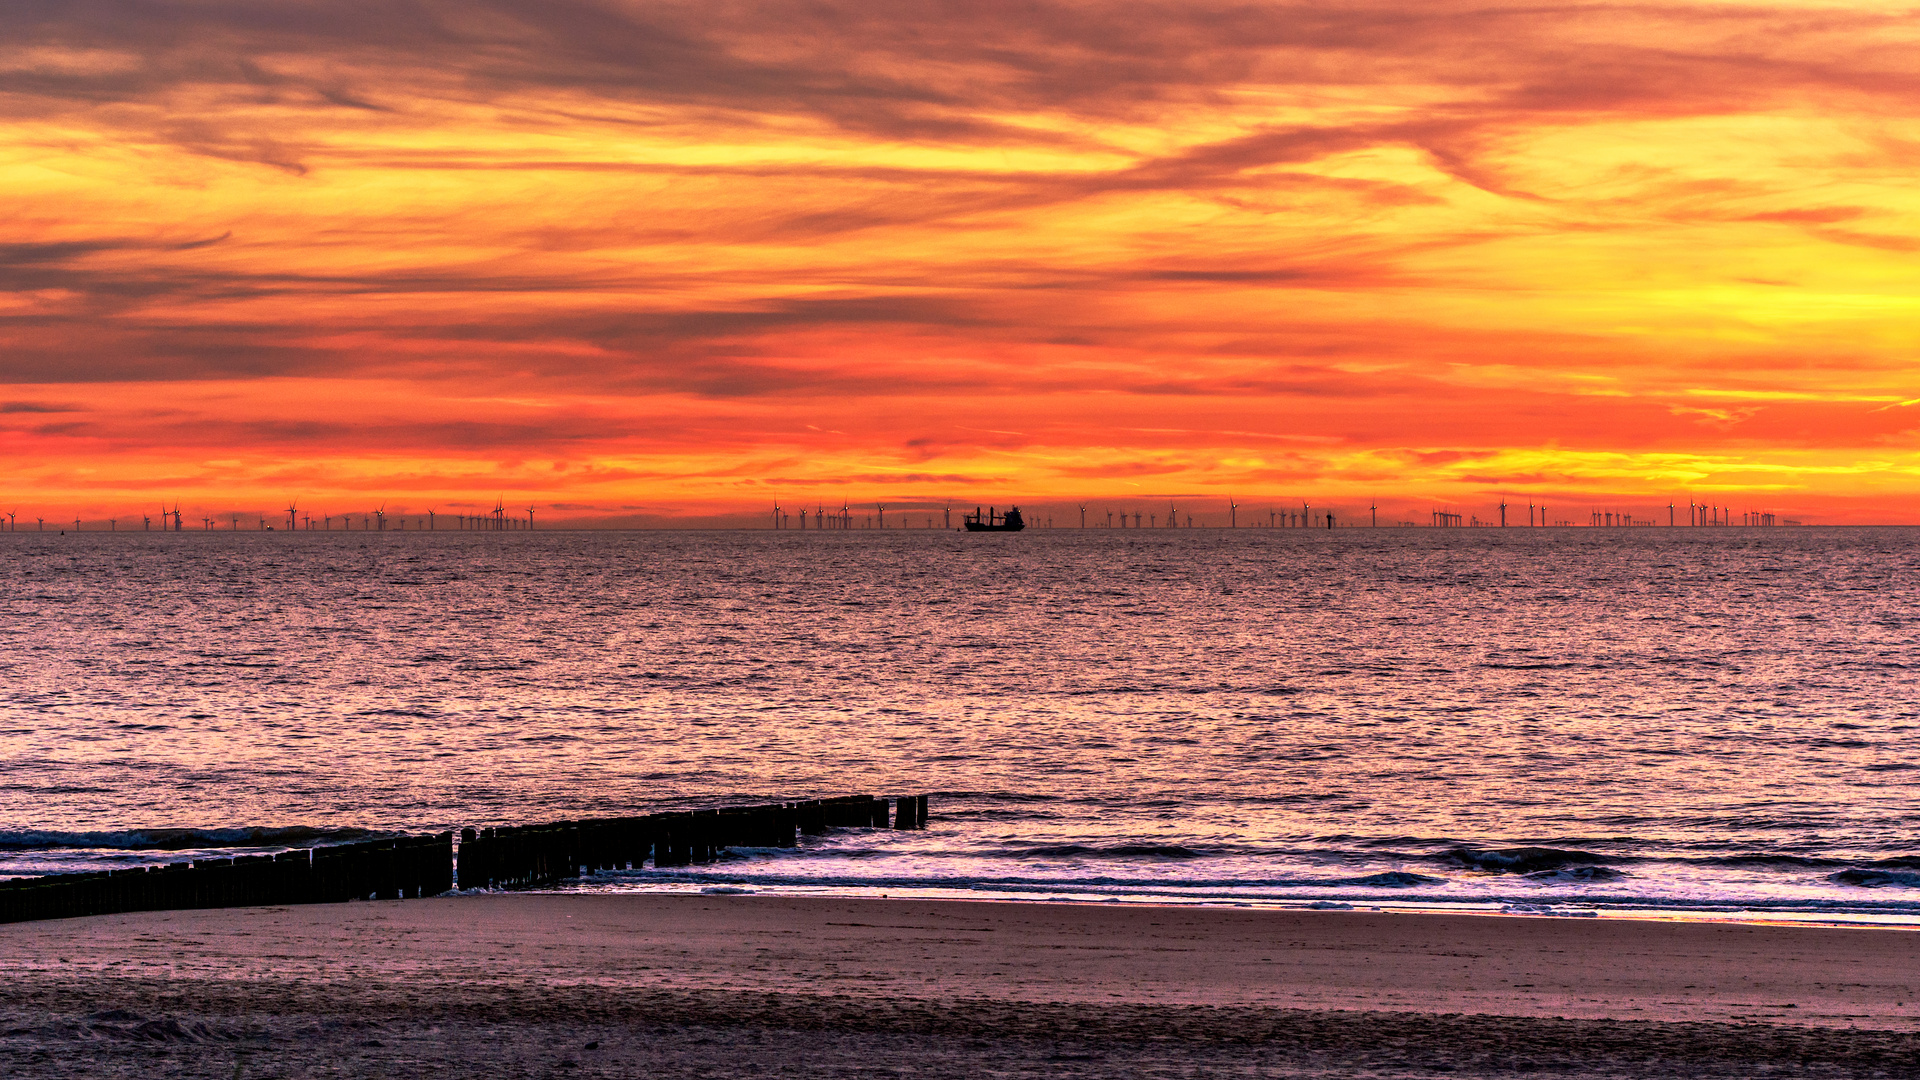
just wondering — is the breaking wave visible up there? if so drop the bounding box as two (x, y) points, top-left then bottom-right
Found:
(1829, 868), (1920, 889)
(1344, 871), (1444, 887)
(1015, 844), (1206, 859)
(1526, 866), (1626, 883)
(1439, 847), (1613, 873)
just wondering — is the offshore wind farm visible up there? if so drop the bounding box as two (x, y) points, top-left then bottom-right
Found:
(2, 496), (1816, 532)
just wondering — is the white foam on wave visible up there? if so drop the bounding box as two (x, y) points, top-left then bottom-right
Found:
(1501, 903), (1599, 917)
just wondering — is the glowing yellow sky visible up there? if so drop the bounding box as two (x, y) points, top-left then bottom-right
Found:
(3, 0), (1919, 524)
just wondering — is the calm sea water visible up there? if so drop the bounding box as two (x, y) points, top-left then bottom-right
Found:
(3, 527), (1917, 920)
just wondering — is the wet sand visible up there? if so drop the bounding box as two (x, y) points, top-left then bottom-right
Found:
(3, 894), (1918, 1077)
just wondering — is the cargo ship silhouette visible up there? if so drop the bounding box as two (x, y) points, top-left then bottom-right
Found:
(963, 506), (1026, 532)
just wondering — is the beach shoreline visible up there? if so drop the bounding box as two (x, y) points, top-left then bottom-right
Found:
(4, 894), (1917, 1077)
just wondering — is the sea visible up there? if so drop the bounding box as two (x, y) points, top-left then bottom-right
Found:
(3, 526), (1917, 923)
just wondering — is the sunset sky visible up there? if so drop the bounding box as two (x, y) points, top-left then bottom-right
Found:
(4, 0), (1919, 525)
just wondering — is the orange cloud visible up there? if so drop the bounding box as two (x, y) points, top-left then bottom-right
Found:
(2, 0), (1919, 524)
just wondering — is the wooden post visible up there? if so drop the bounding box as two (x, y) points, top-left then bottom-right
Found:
(277, 848), (312, 905)
(798, 800), (827, 836)
(458, 828), (479, 890)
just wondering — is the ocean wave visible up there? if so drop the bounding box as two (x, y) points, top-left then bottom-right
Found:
(1342, 871), (1443, 887)
(1440, 847), (1613, 873)
(1696, 853), (1920, 870)
(1016, 844), (1206, 859)
(1829, 868), (1920, 888)
(1501, 904), (1598, 917)
(1525, 866), (1626, 883)
(574, 869), (1920, 916)
(0, 826), (382, 852)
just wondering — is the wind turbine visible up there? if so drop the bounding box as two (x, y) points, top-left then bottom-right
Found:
(1078, 504), (1087, 529)
(771, 501), (782, 529)
(527, 506), (535, 530)
(1229, 498), (1238, 528)
(1371, 500), (1378, 527)
(1168, 501), (1177, 528)
(287, 500), (298, 532)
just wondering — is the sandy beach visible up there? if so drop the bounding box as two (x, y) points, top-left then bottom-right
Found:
(3, 894), (1918, 1077)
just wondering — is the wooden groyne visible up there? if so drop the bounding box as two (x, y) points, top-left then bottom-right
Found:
(0, 794), (926, 924)
(457, 795), (900, 889)
(0, 833), (453, 925)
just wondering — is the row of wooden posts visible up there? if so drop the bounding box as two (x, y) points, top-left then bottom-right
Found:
(0, 834), (454, 925)
(0, 795), (928, 925)
(458, 794), (926, 889)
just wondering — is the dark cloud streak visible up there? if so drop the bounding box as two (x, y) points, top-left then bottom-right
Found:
(5, 1), (1914, 155)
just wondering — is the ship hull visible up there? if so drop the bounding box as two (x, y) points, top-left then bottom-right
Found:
(963, 522), (1025, 532)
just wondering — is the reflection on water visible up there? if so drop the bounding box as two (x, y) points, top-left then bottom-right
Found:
(1, 527), (1916, 916)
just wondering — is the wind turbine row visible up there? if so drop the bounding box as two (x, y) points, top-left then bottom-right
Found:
(0, 500), (539, 531)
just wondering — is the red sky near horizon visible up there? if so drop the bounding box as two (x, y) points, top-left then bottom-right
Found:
(4, 0), (1919, 525)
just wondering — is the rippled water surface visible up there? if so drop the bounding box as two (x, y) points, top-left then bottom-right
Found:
(3, 527), (1917, 917)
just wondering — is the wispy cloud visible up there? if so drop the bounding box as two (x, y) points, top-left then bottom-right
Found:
(2, 0), (1919, 517)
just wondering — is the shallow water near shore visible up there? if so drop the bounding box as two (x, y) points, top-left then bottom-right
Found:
(2, 526), (1917, 921)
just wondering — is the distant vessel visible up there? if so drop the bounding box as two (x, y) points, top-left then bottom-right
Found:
(963, 506), (1025, 532)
